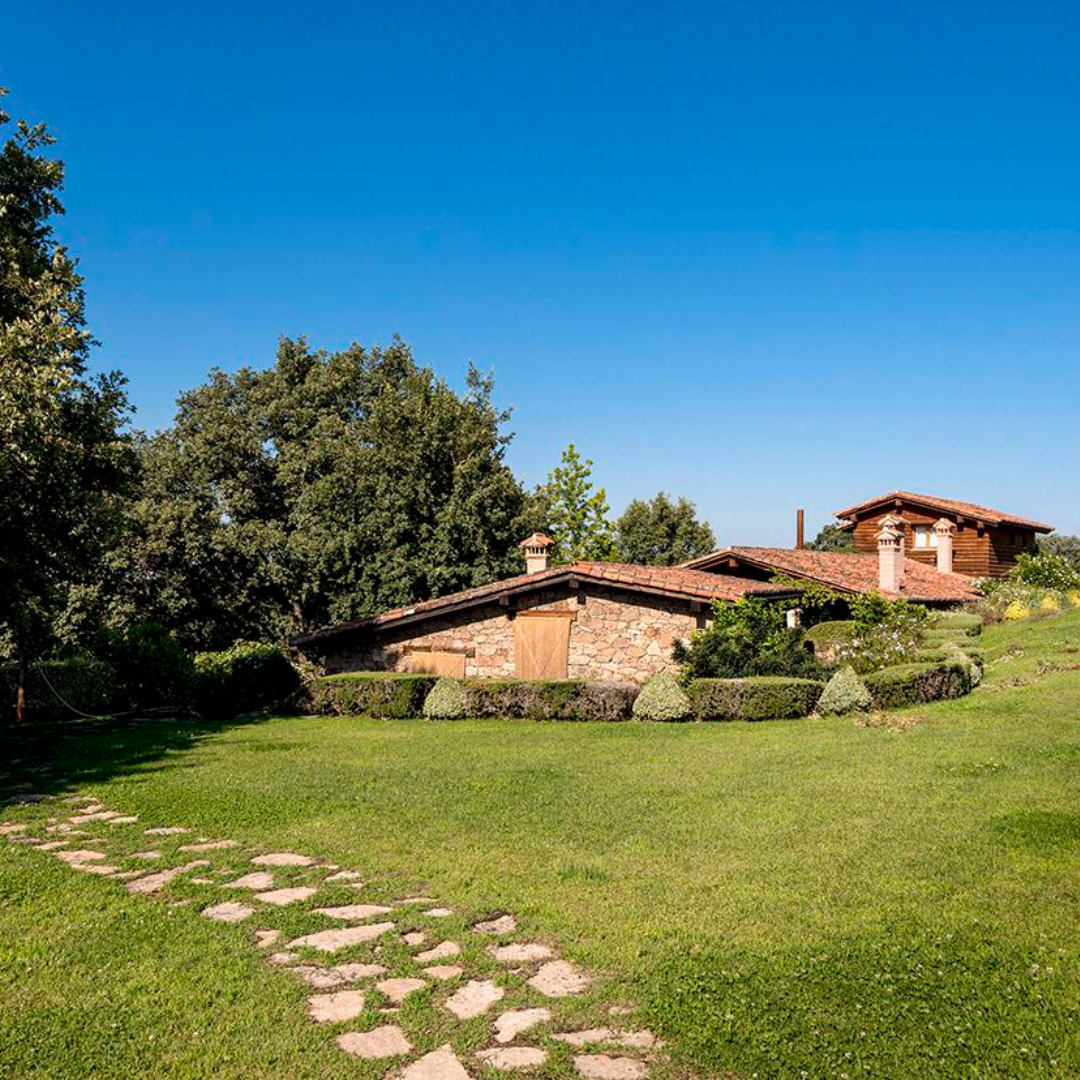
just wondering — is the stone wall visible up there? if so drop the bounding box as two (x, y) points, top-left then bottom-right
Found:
(323, 582), (708, 684)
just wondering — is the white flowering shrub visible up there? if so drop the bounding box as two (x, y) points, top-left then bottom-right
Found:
(422, 677), (465, 719)
(817, 666), (872, 715)
(632, 672), (692, 722)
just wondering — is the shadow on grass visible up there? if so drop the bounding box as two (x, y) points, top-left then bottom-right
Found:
(0, 712), (279, 804)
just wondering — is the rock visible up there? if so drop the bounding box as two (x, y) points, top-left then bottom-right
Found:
(473, 914), (516, 935)
(69, 810), (123, 823)
(416, 940), (460, 963)
(493, 1007), (551, 1044)
(423, 965), (463, 980)
(528, 960), (591, 997)
(324, 870), (363, 882)
(286, 921), (395, 953)
(251, 852), (315, 866)
(488, 943), (554, 964)
(144, 826), (189, 835)
(178, 839), (239, 852)
(225, 871), (275, 890)
(444, 979), (504, 1020)
(308, 989), (366, 1023)
(0, 823), (28, 835)
(127, 860), (211, 895)
(254, 929), (280, 949)
(73, 863), (119, 875)
(336, 1025), (412, 1059)
(401, 1044), (470, 1080)
(397, 895), (436, 904)
(573, 1056), (648, 1080)
(106, 816), (139, 825)
(55, 849), (107, 866)
(423, 907), (453, 917)
(202, 901), (255, 923)
(190, 877), (215, 884)
(375, 977), (427, 1002)
(312, 903), (393, 920)
(554, 1030), (615, 1047)
(255, 886), (318, 906)
(477, 1048), (548, 1069)
(333, 962), (388, 981)
(402, 931), (427, 946)
(35, 841), (70, 852)
(130, 850), (163, 860)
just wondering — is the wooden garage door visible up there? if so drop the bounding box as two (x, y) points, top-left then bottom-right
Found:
(514, 613), (571, 679)
(409, 650), (466, 677)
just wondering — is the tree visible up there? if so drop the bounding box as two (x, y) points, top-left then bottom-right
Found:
(0, 89), (135, 718)
(540, 444), (613, 563)
(116, 337), (533, 649)
(1038, 534), (1080, 571)
(806, 523), (855, 552)
(614, 492), (715, 565)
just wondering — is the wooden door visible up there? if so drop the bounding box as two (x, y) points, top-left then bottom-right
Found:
(409, 650), (466, 677)
(514, 613), (571, 679)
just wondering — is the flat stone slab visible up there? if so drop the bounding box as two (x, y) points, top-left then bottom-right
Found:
(573, 1056), (648, 1080)
(444, 979), (504, 1020)
(255, 886), (318, 906)
(36, 841), (70, 851)
(423, 907), (453, 917)
(489, 943), (554, 964)
(308, 989), (366, 1023)
(144, 826), (189, 835)
(397, 895), (436, 904)
(416, 940), (460, 963)
(478, 1048), (548, 1070)
(376, 977), (427, 1002)
(336, 1025), (412, 1059)
(226, 871), (275, 889)
(269, 952), (299, 966)
(291, 962), (387, 988)
(287, 921), (395, 953)
(403, 932), (427, 946)
(313, 903), (393, 920)
(493, 1007), (551, 1043)
(325, 870), (363, 882)
(106, 816), (139, 825)
(202, 901), (255, 923)
(0, 823), (28, 835)
(254, 929), (280, 949)
(528, 960), (592, 997)
(127, 860), (211, 895)
(70, 810), (123, 822)
(555, 1029), (617, 1047)
(73, 863), (119, 875)
(55, 849), (107, 866)
(473, 914), (517, 935)
(251, 852), (315, 866)
(401, 1045), (470, 1080)
(423, 964), (463, 980)
(130, 850), (163, 860)
(178, 839), (238, 852)
(190, 877), (215, 884)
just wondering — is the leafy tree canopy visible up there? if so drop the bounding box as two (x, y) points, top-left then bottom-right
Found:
(116, 337), (534, 649)
(1038, 534), (1080, 572)
(614, 492), (715, 566)
(806, 523), (855, 552)
(540, 444), (613, 564)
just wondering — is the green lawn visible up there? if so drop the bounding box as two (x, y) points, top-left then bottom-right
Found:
(2, 612), (1080, 1078)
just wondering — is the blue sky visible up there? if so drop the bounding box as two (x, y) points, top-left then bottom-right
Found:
(4, 0), (1078, 543)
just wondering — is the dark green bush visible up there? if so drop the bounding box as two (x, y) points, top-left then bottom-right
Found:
(1, 658), (120, 721)
(688, 677), (825, 721)
(193, 642), (301, 720)
(861, 661), (969, 710)
(309, 672), (437, 719)
(931, 612), (983, 635)
(913, 646), (985, 667)
(804, 620), (859, 645)
(461, 679), (638, 722)
(95, 621), (194, 709)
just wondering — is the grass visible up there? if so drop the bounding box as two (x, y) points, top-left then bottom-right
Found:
(2, 611), (1080, 1077)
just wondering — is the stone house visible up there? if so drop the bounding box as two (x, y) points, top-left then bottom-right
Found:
(293, 534), (801, 684)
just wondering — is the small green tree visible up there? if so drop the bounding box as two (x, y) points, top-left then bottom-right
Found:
(541, 444), (613, 563)
(614, 492), (715, 566)
(806, 523), (854, 552)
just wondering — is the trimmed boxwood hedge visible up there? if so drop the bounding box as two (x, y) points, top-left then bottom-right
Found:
(932, 611), (984, 635)
(913, 645), (985, 667)
(460, 679), (638, 722)
(861, 661), (969, 710)
(922, 627), (977, 645)
(688, 676), (826, 721)
(309, 672), (438, 719)
(804, 620), (858, 644)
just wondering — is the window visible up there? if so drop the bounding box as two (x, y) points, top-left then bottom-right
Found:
(913, 525), (937, 549)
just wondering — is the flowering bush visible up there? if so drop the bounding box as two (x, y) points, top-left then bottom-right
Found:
(1010, 552), (1080, 591)
(1003, 600), (1031, 621)
(633, 672), (692, 722)
(833, 593), (927, 674)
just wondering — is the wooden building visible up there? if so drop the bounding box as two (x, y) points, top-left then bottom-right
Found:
(832, 492), (1053, 578)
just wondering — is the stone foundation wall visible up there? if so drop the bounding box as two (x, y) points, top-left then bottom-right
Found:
(323, 582), (707, 684)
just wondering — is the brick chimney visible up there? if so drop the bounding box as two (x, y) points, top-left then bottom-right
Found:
(876, 518), (905, 594)
(934, 517), (956, 574)
(520, 532), (554, 574)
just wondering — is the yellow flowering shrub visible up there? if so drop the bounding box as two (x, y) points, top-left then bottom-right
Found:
(1039, 594), (1061, 613)
(1003, 601), (1031, 622)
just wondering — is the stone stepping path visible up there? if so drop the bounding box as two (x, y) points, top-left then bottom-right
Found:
(3, 797), (666, 1080)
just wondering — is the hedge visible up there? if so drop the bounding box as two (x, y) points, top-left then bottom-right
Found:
(309, 672), (438, 719)
(632, 673), (692, 722)
(861, 661), (969, 710)
(912, 646), (985, 667)
(922, 627), (977, 646)
(460, 679), (638, 722)
(193, 642), (301, 721)
(804, 620), (858, 644)
(0, 658), (121, 722)
(689, 676), (825, 721)
(931, 612), (983, 635)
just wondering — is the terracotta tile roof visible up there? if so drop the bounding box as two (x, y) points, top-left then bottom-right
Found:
(292, 562), (798, 646)
(833, 490), (1053, 532)
(684, 546), (981, 603)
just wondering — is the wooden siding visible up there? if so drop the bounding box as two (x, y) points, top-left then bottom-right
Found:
(847, 500), (1036, 578)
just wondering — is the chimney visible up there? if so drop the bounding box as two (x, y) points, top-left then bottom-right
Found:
(934, 517), (956, 574)
(796, 509), (805, 549)
(876, 520), (905, 594)
(520, 532), (554, 574)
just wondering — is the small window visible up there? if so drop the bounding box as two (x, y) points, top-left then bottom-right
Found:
(913, 525), (937, 549)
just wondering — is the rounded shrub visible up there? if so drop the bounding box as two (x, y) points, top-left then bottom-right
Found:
(1039, 594), (1061, 613)
(1003, 601), (1031, 622)
(423, 677), (465, 720)
(632, 672), (692, 722)
(193, 642), (301, 720)
(817, 666), (872, 716)
(1067, 589), (1080, 608)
